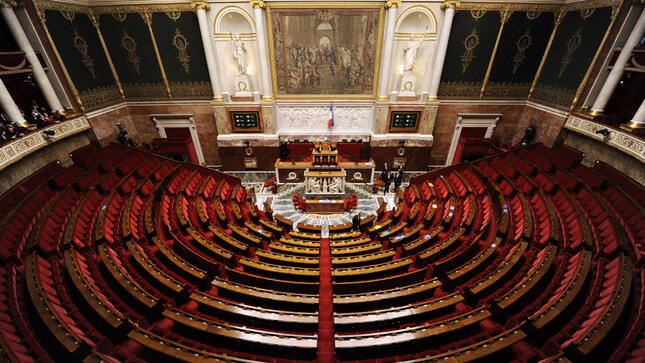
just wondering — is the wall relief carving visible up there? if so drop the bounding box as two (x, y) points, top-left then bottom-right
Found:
(278, 106), (373, 131)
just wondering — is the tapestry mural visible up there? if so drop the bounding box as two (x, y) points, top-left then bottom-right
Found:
(268, 6), (383, 96)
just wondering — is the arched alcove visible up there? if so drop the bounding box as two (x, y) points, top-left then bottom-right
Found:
(215, 6), (255, 35)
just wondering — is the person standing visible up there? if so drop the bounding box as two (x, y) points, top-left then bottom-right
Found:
(394, 171), (402, 191)
(352, 212), (361, 231)
(381, 162), (389, 181)
(383, 171), (391, 195)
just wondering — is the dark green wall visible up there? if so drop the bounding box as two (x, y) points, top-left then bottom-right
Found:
(483, 11), (554, 99)
(44, 10), (121, 111)
(40, 7), (212, 109)
(438, 10), (501, 99)
(531, 7), (614, 110)
(151, 12), (212, 99)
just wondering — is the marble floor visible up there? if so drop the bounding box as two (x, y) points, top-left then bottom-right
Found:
(241, 182), (406, 235)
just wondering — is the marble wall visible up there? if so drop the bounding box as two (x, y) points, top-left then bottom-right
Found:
(432, 103), (568, 165)
(87, 102), (221, 165)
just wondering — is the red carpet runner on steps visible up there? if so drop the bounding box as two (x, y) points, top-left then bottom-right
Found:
(317, 238), (335, 362)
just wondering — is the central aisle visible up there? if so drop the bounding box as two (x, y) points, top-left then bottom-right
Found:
(317, 237), (335, 362)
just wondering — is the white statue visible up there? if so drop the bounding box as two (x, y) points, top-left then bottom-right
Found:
(232, 34), (248, 76)
(402, 33), (424, 74)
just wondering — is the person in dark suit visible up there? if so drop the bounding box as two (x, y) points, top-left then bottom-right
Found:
(383, 171), (391, 195)
(394, 171), (402, 191)
(381, 163), (389, 181)
(352, 212), (361, 231)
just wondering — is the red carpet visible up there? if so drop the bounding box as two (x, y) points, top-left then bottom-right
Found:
(317, 238), (335, 362)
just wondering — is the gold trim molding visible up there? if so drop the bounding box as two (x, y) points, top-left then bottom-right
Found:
(79, 85), (122, 111)
(531, 83), (575, 110)
(0, 117), (91, 172)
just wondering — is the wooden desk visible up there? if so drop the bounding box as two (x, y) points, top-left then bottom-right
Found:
(275, 159), (374, 185)
(305, 199), (345, 214)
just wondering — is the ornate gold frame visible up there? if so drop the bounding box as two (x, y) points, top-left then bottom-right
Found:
(265, 2), (385, 100)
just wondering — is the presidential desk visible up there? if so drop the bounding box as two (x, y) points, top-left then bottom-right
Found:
(275, 159), (375, 186)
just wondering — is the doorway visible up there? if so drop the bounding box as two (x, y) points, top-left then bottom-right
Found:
(445, 113), (501, 165)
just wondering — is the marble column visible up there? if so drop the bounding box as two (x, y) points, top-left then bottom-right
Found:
(251, 0), (273, 101)
(1, 5), (64, 112)
(194, 2), (223, 101)
(0, 77), (26, 124)
(624, 97), (645, 129)
(427, 1), (458, 101)
(377, 0), (400, 101)
(591, 8), (645, 115)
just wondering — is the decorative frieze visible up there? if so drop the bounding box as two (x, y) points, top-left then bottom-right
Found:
(564, 116), (645, 164)
(0, 116), (91, 171)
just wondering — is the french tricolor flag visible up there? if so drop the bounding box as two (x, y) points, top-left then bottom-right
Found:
(328, 104), (334, 129)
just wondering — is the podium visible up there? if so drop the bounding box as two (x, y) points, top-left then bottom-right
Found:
(312, 141), (338, 165)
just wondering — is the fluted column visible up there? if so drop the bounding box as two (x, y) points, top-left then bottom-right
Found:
(591, 8), (645, 115)
(251, 0), (273, 101)
(377, 0), (400, 101)
(427, 1), (458, 101)
(1, 4), (64, 112)
(0, 77), (26, 124)
(193, 1), (223, 101)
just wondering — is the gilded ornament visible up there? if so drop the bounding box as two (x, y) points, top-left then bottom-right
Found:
(438, 81), (481, 99)
(121, 30), (141, 75)
(460, 28), (479, 74)
(60, 10), (75, 21)
(580, 8), (595, 19)
(0, 1), (18, 8)
(484, 82), (531, 99)
(123, 82), (168, 100)
(172, 28), (191, 74)
(73, 30), (96, 79)
(531, 83), (575, 110)
(249, 0), (266, 9)
(513, 29), (532, 74)
(470, 10), (486, 19)
(191, 2), (211, 10)
(111, 13), (127, 22)
(166, 11), (181, 20)
(79, 85), (122, 111)
(384, 0), (401, 9)
(169, 82), (212, 99)
(441, 1), (460, 9)
(526, 10), (541, 20)
(559, 28), (582, 77)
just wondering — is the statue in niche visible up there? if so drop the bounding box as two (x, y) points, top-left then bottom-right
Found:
(328, 177), (341, 193)
(402, 31), (425, 74)
(232, 34), (248, 76)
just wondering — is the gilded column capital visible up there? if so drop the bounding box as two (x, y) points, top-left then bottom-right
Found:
(384, 0), (401, 9)
(0, 0), (18, 8)
(191, 1), (211, 11)
(250, 0), (266, 9)
(441, 1), (460, 9)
